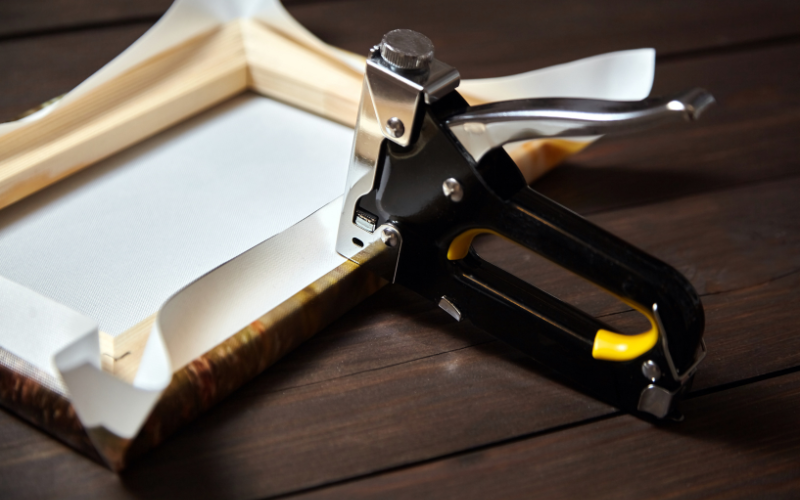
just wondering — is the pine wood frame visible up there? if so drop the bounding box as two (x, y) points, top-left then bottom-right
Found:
(0, 19), (370, 380)
(0, 17), (573, 384)
(0, 19), (365, 212)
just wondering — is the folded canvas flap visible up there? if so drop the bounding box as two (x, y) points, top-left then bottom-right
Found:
(52, 198), (346, 438)
(0, 161), (350, 441)
(459, 49), (655, 102)
(0, 0), (657, 442)
(55, 332), (163, 438)
(135, 197), (346, 390)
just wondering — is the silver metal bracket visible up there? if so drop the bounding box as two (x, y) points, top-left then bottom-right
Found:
(637, 384), (675, 419)
(365, 45), (460, 148)
(335, 44), (460, 282)
(636, 303), (708, 418)
(654, 303), (707, 384)
(341, 222), (403, 284)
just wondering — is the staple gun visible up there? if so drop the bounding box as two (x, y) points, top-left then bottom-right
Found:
(336, 30), (712, 419)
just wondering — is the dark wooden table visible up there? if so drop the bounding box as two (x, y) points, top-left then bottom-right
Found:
(2, 1), (800, 498)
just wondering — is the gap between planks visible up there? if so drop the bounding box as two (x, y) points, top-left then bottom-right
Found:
(656, 32), (800, 64)
(284, 367), (800, 500)
(0, 16), (163, 44)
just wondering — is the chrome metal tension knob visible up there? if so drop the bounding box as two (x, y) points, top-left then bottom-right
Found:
(379, 29), (434, 70)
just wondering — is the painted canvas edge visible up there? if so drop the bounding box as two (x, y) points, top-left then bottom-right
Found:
(0, 259), (383, 470)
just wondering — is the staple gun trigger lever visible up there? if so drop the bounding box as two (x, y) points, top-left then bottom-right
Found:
(336, 29), (712, 420)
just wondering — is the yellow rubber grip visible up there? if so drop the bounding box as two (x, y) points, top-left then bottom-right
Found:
(447, 228), (503, 260)
(592, 326), (658, 361)
(592, 300), (659, 361)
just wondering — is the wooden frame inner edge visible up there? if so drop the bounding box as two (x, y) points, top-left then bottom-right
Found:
(0, 18), (365, 379)
(0, 18), (364, 213)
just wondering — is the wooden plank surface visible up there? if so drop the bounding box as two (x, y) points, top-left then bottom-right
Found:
(3, 174), (796, 499)
(3, 0), (800, 122)
(536, 42), (800, 215)
(0, 24), (153, 122)
(1, 1), (798, 499)
(286, 0), (800, 76)
(0, 1), (168, 38)
(294, 370), (800, 499)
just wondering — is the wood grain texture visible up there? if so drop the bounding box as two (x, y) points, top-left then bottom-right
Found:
(625, 269), (800, 392)
(3, 0), (799, 123)
(535, 42), (800, 215)
(243, 18), (362, 126)
(254, 173), (800, 403)
(0, 23), (153, 122)
(0, 21), (249, 211)
(0, 18), (368, 213)
(477, 173), (800, 322)
(0, 0), (309, 39)
(0, 0), (168, 38)
(0, 348), (101, 463)
(294, 370), (800, 500)
(0, 258), (383, 475)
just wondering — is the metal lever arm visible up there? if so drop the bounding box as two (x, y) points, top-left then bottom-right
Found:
(446, 88), (715, 162)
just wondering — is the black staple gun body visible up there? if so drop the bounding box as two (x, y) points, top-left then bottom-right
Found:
(336, 30), (712, 420)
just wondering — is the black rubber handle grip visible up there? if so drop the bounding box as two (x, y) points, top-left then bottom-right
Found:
(493, 187), (703, 370)
(440, 186), (705, 415)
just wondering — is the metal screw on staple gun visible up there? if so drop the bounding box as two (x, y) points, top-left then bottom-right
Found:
(386, 117), (405, 138)
(381, 226), (400, 248)
(442, 178), (464, 202)
(642, 360), (662, 382)
(379, 29), (434, 70)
